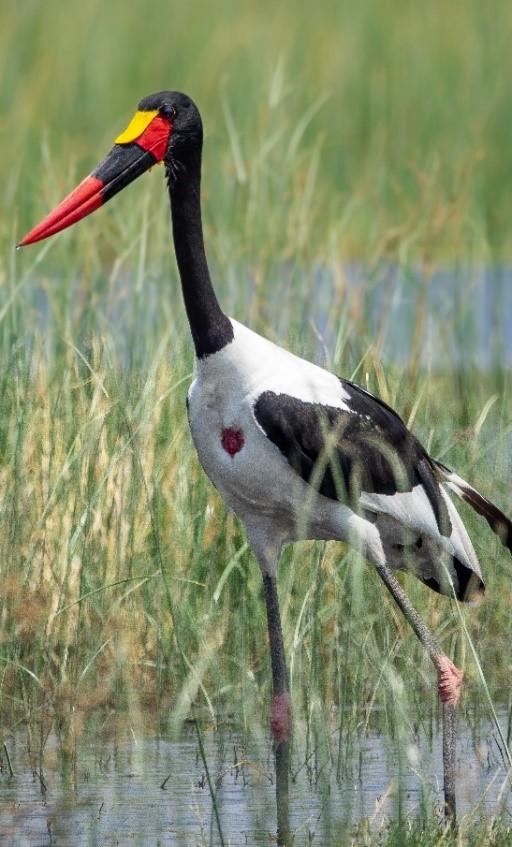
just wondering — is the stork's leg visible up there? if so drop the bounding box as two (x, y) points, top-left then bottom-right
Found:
(374, 562), (460, 824)
(262, 572), (292, 847)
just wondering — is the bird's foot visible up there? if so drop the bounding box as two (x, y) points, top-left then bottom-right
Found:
(435, 656), (462, 706)
(271, 692), (292, 745)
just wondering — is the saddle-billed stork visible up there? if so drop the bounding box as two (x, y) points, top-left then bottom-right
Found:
(19, 91), (512, 835)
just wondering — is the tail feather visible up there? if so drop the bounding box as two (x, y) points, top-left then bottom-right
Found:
(436, 461), (512, 554)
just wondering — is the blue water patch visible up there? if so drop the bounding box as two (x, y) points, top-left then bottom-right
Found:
(298, 262), (512, 368)
(16, 262), (512, 369)
(1, 716), (510, 846)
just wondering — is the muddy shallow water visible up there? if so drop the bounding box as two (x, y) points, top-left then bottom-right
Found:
(1, 710), (510, 846)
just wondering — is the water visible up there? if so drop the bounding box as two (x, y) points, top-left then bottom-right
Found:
(22, 262), (512, 369)
(1, 712), (510, 846)
(287, 263), (512, 369)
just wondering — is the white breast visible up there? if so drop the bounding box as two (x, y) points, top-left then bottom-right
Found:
(195, 319), (351, 410)
(187, 319), (355, 543)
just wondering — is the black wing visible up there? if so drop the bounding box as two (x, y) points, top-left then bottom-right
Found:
(253, 378), (451, 536)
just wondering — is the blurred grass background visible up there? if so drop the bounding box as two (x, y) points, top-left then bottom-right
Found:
(3, 0), (512, 258)
(1, 0), (512, 843)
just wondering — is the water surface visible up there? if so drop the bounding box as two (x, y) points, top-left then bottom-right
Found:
(1, 710), (510, 846)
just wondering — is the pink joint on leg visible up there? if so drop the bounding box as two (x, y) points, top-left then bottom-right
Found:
(271, 692), (292, 744)
(435, 656), (463, 707)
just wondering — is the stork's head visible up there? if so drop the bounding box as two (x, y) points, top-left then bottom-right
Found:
(18, 90), (202, 247)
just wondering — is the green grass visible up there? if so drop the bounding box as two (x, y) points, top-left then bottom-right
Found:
(1, 1), (512, 843)
(353, 819), (512, 846)
(4, 0), (512, 259)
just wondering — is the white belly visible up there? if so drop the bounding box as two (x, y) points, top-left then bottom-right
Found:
(187, 374), (357, 550)
(185, 320), (383, 567)
(188, 376), (296, 520)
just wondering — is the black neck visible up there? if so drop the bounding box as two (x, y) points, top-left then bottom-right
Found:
(167, 150), (233, 358)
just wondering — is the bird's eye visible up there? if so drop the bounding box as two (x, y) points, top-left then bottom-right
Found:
(161, 105), (176, 120)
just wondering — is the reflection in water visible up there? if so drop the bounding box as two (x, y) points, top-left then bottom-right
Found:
(0, 712), (510, 846)
(275, 737), (291, 846)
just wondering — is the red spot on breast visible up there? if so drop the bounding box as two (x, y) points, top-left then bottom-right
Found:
(221, 427), (245, 456)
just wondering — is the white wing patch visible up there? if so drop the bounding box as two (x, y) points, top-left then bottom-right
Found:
(197, 319), (351, 411)
(360, 485), (441, 539)
(360, 484), (482, 579)
(440, 487), (482, 576)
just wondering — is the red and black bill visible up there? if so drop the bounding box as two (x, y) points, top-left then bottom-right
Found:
(18, 110), (172, 247)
